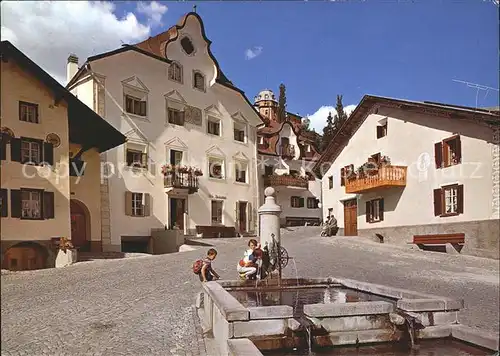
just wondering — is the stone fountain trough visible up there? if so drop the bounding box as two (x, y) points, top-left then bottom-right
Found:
(196, 277), (499, 356)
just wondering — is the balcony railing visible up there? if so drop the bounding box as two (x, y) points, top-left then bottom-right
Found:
(164, 172), (199, 194)
(345, 165), (407, 194)
(264, 174), (308, 189)
(280, 144), (295, 159)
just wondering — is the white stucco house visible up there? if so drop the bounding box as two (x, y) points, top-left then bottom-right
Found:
(254, 88), (323, 227)
(66, 12), (263, 252)
(314, 95), (499, 259)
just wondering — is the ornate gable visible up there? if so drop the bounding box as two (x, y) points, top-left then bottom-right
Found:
(233, 151), (249, 161)
(164, 89), (187, 104)
(121, 76), (149, 92)
(206, 145), (225, 158)
(232, 111), (248, 123)
(205, 104), (222, 117)
(164, 136), (188, 150)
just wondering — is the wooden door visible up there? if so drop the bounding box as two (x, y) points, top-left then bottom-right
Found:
(170, 198), (185, 229)
(343, 199), (358, 236)
(70, 200), (88, 250)
(239, 202), (247, 233)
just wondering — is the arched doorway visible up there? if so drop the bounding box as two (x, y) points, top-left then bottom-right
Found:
(70, 199), (90, 251)
(2, 242), (47, 271)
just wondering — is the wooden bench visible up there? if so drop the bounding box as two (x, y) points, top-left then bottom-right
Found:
(285, 217), (321, 227)
(413, 233), (465, 245)
(195, 226), (237, 238)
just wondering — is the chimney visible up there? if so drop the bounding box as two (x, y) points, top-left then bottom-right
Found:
(67, 54), (79, 84)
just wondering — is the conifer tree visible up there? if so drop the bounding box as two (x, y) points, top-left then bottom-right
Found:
(277, 83), (287, 123)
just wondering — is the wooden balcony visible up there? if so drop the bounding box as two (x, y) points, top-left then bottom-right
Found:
(164, 172), (199, 194)
(345, 165), (407, 194)
(264, 174), (308, 189)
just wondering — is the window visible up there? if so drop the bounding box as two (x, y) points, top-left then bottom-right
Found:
(21, 190), (42, 219)
(435, 135), (461, 168)
(19, 101), (39, 123)
(207, 118), (221, 136)
(264, 165), (274, 177)
(132, 193), (144, 216)
(340, 164), (354, 186)
(291, 196), (305, 208)
(307, 197), (319, 209)
(170, 149), (183, 166)
(376, 122), (387, 139)
(328, 176), (333, 189)
(193, 71), (205, 91)
(258, 136), (264, 145)
(234, 123), (246, 143)
(211, 200), (223, 224)
(21, 139), (41, 164)
(235, 161), (247, 183)
(0, 189), (7, 217)
(208, 157), (224, 179)
(434, 184), (464, 217)
(125, 95), (147, 116)
(126, 149), (147, 168)
(168, 62), (182, 82)
(168, 108), (185, 126)
(366, 198), (384, 223)
(305, 144), (311, 153)
(181, 37), (195, 55)
(125, 192), (150, 217)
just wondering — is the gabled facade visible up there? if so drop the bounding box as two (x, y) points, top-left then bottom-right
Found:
(0, 41), (126, 270)
(254, 89), (323, 226)
(315, 95), (499, 259)
(66, 13), (263, 251)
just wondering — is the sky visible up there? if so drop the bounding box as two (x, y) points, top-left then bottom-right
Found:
(1, 1), (498, 133)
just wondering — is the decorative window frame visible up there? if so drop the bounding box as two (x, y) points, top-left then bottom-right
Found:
(233, 154), (250, 185)
(164, 90), (187, 127)
(124, 139), (149, 173)
(168, 61), (184, 84)
(207, 115), (222, 137)
(231, 112), (249, 145)
(164, 137), (189, 167)
(193, 70), (206, 92)
(121, 76), (150, 122)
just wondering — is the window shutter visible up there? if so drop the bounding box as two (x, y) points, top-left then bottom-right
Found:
(149, 159), (156, 176)
(10, 138), (21, 162)
(10, 189), (21, 218)
(457, 184), (464, 214)
(349, 164), (354, 177)
(365, 201), (371, 222)
(247, 202), (252, 230)
(455, 136), (462, 163)
(299, 197), (305, 208)
(376, 126), (383, 139)
(340, 168), (345, 186)
(43, 191), (55, 219)
(433, 188), (442, 216)
(125, 191), (133, 216)
(168, 64), (174, 79)
(0, 189), (7, 217)
(43, 142), (54, 165)
(141, 152), (147, 168)
(140, 101), (147, 116)
(0, 133), (6, 160)
(434, 142), (443, 169)
(379, 199), (384, 221)
(235, 201), (239, 228)
(144, 193), (151, 216)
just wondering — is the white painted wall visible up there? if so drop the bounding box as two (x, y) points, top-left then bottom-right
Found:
(321, 106), (496, 230)
(70, 17), (261, 247)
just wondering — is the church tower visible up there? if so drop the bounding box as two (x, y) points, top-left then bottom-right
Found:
(254, 89), (278, 122)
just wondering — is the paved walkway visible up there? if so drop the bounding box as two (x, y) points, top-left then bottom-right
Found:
(1, 227), (498, 355)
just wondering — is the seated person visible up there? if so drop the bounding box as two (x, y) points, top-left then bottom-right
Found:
(237, 239), (261, 280)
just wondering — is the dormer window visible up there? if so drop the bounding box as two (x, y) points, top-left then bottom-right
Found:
(181, 37), (194, 55)
(168, 62), (182, 83)
(193, 71), (205, 91)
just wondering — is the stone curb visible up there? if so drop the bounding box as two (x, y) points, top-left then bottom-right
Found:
(452, 325), (500, 351)
(304, 301), (394, 318)
(202, 282), (249, 321)
(227, 339), (264, 356)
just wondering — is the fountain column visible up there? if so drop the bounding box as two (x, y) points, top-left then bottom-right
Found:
(258, 187), (282, 249)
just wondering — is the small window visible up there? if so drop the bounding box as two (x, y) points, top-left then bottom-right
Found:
(181, 37), (195, 55)
(211, 200), (223, 224)
(21, 190), (42, 219)
(340, 164), (354, 186)
(126, 149), (147, 168)
(125, 95), (147, 116)
(366, 198), (384, 223)
(168, 62), (182, 82)
(434, 184), (464, 217)
(376, 122), (387, 139)
(258, 136), (264, 145)
(21, 139), (41, 164)
(132, 193), (144, 216)
(207, 118), (221, 136)
(235, 161), (247, 183)
(328, 176), (333, 189)
(264, 165), (274, 176)
(208, 157), (224, 179)
(193, 72), (205, 91)
(168, 108), (185, 126)
(305, 144), (311, 153)
(291, 196), (304, 208)
(234, 122), (246, 143)
(307, 198), (319, 209)
(434, 135), (462, 168)
(19, 101), (39, 123)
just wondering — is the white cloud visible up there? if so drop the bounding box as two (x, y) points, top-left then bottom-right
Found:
(306, 104), (356, 133)
(0, 1), (166, 85)
(136, 1), (168, 26)
(245, 46), (263, 60)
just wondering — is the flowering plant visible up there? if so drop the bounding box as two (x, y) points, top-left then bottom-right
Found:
(194, 168), (203, 176)
(59, 237), (74, 252)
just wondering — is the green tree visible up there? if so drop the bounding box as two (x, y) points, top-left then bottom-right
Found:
(277, 83), (287, 123)
(321, 111), (334, 151)
(334, 94), (348, 127)
(320, 94), (348, 151)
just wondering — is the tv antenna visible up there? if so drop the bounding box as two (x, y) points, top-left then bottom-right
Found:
(452, 79), (499, 109)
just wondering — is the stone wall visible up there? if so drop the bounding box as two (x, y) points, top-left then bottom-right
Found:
(356, 219), (499, 259)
